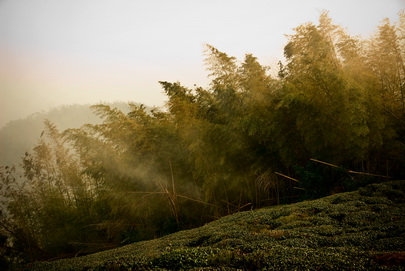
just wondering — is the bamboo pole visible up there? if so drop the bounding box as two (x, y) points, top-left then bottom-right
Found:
(275, 172), (300, 183)
(309, 158), (392, 179)
(309, 158), (340, 169)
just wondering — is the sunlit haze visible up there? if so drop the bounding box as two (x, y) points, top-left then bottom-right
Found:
(0, 0), (403, 128)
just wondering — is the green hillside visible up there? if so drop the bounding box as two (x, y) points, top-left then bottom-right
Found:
(2, 12), (405, 270)
(28, 180), (405, 271)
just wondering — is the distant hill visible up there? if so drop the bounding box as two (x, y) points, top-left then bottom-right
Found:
(0, 102), (132, 167)
(29, 180), (405, 271)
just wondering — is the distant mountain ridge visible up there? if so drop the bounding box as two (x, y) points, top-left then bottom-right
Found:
(0, 102), (133, 167)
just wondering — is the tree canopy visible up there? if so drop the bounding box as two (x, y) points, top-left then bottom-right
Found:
(1, 11), (404, 268)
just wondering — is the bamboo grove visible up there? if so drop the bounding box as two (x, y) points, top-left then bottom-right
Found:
(1, 12), (404, 266)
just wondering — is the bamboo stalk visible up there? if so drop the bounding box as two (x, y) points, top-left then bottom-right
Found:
(309, 158), (340, 168)
(125, 191), (214, 206)
(237, 202), (252, 211)
(275, 172), (300, 183)
(310, 158), (392, 179)
(346, 170), (392, 178)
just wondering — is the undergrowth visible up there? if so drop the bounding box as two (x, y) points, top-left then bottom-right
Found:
(27, 180), (405, 270)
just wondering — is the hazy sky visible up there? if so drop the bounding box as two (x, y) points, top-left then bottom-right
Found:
(0, 0), (404, 128)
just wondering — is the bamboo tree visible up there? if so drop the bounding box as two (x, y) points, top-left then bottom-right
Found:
(368, 17), (405, 117)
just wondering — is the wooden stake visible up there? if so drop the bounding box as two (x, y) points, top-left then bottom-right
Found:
(275, 172), (300, 183)
(310, 158), (392, 179)
(309, 158), (340, 168)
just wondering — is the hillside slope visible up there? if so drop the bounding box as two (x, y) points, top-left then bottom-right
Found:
(28, 180), (405, 271)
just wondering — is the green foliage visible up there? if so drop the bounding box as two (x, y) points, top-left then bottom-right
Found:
(1, 11), (405, 268)
(28, 180), (405, 271)
(0, 121), (117, 266)
(152, 247), (220, 270)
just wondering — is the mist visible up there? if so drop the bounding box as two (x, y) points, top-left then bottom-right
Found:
(0, 0), (403, 128)
(1, 4), (405, 268)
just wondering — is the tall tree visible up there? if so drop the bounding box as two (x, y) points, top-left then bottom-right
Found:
(0, 121), (108, 261)
(368, 17), (405, 118)
(280, 11), (385, 166)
